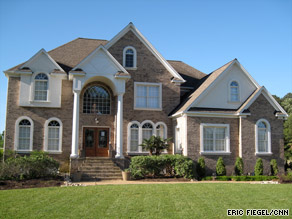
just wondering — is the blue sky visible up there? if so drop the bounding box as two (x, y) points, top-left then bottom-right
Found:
(0, 0), (291, 132)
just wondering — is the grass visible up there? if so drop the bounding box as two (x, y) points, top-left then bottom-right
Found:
(0, 183), (291, 218)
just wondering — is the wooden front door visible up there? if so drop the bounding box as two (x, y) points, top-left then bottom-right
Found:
(84, 127), (109, 157)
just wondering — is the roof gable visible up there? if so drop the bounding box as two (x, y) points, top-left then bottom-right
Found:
(105, 23), (185, 83)
(70, 45), (129, 77)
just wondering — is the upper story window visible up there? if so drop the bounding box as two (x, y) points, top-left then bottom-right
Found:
(34, 73), (48, 101)
(15, 116), (34, 152)
(123, 46), (137, 69)
(255, 119), (272, 155)
(83, 85), (110, 114)
(44, 118), (63, 153)
(200, 123), (230, 155)
(230, 81), (239, 102)
(134, 82), (162, 110)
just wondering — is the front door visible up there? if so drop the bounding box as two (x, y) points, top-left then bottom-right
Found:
(84, 127), (109, 157)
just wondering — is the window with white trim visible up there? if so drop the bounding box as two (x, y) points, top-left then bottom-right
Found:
(34, 73), (48, 101)
(15, 116), (34, 152)
(200, 123), (230, 154)
(255, 119), (271, 154)
(230, 81), (239, 102)
(134, 82), (162, 110)
(123, 46), (137, 68)
(45, 118), (63, 153)
(127, 121), (167, 153)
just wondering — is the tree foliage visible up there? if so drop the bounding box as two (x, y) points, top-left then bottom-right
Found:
(273, 93), (292, 170)
(140, 136), (171, 156)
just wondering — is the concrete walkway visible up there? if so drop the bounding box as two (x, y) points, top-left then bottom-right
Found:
(65, 179), (278, 186)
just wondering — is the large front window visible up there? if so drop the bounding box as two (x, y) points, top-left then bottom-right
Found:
(200, 123), (230, 155)
(34, 73), (48, 101)
(134, 82), (162, 110)
(83, 86), (110, 114)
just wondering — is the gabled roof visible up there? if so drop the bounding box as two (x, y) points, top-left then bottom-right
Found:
(237, 86), (288, 117)
(70, 45), (130, 77)
(105, 22), (185, 83)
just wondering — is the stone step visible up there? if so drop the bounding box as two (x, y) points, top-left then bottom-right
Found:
(80, 165), (120, 169)
(81, 173), (122, 178)
(78, 167), (121, 172)
(81, 177), (122, 181)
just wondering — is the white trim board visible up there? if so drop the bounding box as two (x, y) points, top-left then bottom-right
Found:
(105, 22), (185, 83)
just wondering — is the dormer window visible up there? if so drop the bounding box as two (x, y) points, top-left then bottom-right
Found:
(34, 73), (48, 101)
(123, 46), (137, 69)
(230, 81), (239, 102)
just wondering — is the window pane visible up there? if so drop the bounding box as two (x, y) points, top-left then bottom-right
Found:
(48, 127), (60, 151)
(137, 86), (147, 97)
(136, 97), (147, 108)
(148, 97), (159, 108)
(18, 126), (30, 150)
(148, 86), (159, 97)
(135, 85), (160, 109)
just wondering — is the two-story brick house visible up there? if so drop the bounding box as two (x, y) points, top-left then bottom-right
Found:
(3, 23), (288, 178)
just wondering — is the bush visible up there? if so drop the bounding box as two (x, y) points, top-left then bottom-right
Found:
(0, 149), (3, 161)
(196, 157), (206, 179)
(0, 151), (59, 180)
(234, 157), (244, 176)
(216, 157), (226, 176)
(255, 158), (264, 176)
(202, 175), (278, 181)
(129, 155), (194, 179)
(270, 159), (278, 176)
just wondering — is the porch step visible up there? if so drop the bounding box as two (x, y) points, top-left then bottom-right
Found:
(77, 157), (123, 181)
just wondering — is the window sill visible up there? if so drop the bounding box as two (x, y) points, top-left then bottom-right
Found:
(200, 151), (231, 156)
(125, 67), (137, 70)
(134, 107), (162, 111)
(44, 151), (62, 154)
(30, 100), (51, 103)
(255, 152), (273, 156)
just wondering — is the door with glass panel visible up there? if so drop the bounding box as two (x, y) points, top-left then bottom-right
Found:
(83, 128), (109, 157)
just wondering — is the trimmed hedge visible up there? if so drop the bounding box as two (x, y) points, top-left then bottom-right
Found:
(0, 151), (59, 180)
(129, 154), (194, 179)
(202, 175), (278, 181)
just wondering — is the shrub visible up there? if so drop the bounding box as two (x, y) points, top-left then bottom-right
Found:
(202, 175), (278, 181)
(255, 158), (264, 176)
(270, 159), (278, 176)
(216, 157), (226, 176)
(196, 157), (206, 179)
(0, 151), (59, 180)
(129, 155), (194, 179)
(234, 157), (244, 176)
(0, 149), (3, 162)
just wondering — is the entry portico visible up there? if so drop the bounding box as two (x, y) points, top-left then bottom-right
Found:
(69, 45), (130, 159)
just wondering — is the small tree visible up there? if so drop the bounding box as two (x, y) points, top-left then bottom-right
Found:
(216, 157), (226, 176)
(270, 159), (278, 176)
(196, 157), (206, 179)
(140, 136), (170, 156)
(234, 157), (244, 176)
(255, 158), (264, 176)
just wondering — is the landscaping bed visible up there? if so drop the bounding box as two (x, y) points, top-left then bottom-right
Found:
(0, 179), (64, 190)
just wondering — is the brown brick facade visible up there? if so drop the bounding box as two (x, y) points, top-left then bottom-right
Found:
(241, 94), (285, 175)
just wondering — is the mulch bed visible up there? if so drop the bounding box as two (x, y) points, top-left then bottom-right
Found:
(0, 179), (64, 190)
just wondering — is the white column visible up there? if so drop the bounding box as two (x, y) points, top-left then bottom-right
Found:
(71, 90), (80, 158)
(115, 93), (124, 158)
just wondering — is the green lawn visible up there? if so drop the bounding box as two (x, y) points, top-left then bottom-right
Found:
(0, 183), (291, 218)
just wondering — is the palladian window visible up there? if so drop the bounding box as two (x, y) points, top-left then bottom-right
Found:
(83, 86), (110, 114)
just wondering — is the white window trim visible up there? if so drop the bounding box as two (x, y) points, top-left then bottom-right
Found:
(255, 119), (272, 156)
(134, 82), (162, 111)
(123, 46), (137, 70)
(30, 72), (51, 103)
(14, 116), (34, 152)
(127, 120), (168, 154)
(44, 117), (63, 154)
(200, 123), (231, 155)
(228, 80), (240, 103)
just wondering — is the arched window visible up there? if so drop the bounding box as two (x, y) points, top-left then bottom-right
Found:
(255, 119), (271, 154)
(123, 46), (137, 68)
(44, 118), (63, 152)
(83, 86), (110, 114)
(142, 123), (153, 141)
(15, 116), (34, 151)
(34, 73), (48, 101)
(230, 81), (239, 102)
(156, 123), (167, 139)
(130, 123), (139, 152)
